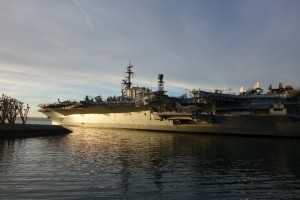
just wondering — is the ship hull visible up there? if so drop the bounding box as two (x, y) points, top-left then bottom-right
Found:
(41, 109), (300, 137)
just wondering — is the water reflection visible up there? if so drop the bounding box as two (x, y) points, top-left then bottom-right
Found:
(1, 127), (300, 199)
(0, 140), (15, 174)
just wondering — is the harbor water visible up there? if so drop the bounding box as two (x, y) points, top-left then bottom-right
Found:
(1, 118), (300, 199)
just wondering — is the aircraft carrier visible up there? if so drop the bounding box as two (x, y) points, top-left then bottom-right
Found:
(38, 63), (300, 137)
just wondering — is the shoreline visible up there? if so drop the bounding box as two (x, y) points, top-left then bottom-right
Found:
(0, 124), (72, 139)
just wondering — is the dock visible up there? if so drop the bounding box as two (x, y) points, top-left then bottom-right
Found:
(0, 124), (72, 139)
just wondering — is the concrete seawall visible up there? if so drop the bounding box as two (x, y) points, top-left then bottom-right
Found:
(0, 124), (72, 139)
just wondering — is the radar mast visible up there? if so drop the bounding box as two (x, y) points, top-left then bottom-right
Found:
(122, 61), (134, 98)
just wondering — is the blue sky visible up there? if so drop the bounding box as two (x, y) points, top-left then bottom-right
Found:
(1, 0), (300, 117)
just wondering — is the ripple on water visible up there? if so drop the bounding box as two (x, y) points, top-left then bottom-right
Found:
(1, 127), (300, 199)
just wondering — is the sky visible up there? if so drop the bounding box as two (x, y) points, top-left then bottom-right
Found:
(0, 0), (300, 117)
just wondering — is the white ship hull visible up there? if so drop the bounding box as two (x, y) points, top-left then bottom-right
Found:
(41, 110), (300, 137)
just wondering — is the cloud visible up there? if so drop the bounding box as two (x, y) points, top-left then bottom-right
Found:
(0, 0), (299, 117)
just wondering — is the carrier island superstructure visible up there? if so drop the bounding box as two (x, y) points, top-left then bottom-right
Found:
(38, 63), (300, 137)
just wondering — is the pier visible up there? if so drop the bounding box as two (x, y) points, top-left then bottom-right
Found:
(0, 124), (72, 139)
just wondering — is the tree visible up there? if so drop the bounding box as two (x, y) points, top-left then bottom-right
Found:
(6, 97), (19, 124)
(18, 102), (30, 124)
(0, 94), (30, 124)
(0, 94), (9, 124)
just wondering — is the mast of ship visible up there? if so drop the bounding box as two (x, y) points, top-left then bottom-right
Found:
(157, 74), (166, 96)
(122, 61), (134, 99)
(157, 74), (166, 112)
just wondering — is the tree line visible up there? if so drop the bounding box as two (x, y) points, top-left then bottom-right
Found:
(0, 94), (30, 124)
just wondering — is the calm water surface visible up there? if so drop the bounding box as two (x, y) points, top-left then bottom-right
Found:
(1, 118), (300, 199)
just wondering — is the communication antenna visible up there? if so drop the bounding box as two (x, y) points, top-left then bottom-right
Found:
(121, 61), (134, 97)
